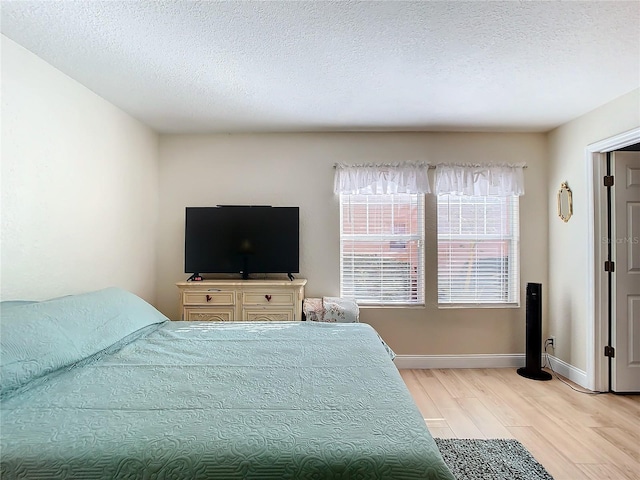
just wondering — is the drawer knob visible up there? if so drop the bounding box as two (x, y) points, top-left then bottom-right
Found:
(206, 295), (212, 302)
(265, 294), (272, 302)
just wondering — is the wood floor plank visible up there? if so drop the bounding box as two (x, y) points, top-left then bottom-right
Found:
(413, 371), (460, 410)
(424, 418), (449, 429)
(439, 406), (486, 438)
(401, 368), (640, 480)
(449, 368), (496, 397)
(471, 370), (545, 426)
(474, 388), (532, 427)
(577, 463), (638, 480)
(519, 403), (610, 465)
(426, 426), (457, 439)
(493, 367), (555, 397)
(584, 428), (640, 480)
(529, 389), (611, 428)
(399, 370), (443, 420)
(522, 385), (640, 478)
(592, 426), (640, 462)
(431, 369), (475, 399)
(455, 396), (515, 439)
(506, 425), (587, 480)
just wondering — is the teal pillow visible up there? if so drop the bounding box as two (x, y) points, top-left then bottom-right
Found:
(0, 287), (167, 398)
(0, 300), (38, 308)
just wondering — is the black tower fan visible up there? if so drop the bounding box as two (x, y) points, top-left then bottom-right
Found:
(517, 283), (552, 381)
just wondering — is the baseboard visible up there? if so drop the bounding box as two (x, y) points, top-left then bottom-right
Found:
(393, 354), (525, 369)
(545, 354), (589, 389)
(394, 353), (590, 389)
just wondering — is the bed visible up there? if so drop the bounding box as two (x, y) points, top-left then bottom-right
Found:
(1, 288), (454, 479)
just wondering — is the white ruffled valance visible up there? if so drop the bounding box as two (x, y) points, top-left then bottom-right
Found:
(334, 162), (431, 195)
(434, 163), (525, 196)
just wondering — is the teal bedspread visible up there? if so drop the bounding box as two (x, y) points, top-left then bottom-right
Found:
(1, 295), (453, 479)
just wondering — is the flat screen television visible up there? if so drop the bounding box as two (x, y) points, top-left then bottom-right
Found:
(185, 206), (299, 280)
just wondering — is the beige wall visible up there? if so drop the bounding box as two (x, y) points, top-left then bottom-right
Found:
(156, 132), (548, 355)
(547, 88), (640, 371)
(0, 36), (160, 303)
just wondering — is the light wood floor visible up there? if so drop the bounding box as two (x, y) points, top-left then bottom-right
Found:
(400, 368), (640, 480)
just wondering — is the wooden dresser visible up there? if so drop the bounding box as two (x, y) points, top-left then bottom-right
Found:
(176, 279), (307, 321)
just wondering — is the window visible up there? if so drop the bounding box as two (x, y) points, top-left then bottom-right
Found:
(437, 194), (519, 306)
(340, 193), (425, 305)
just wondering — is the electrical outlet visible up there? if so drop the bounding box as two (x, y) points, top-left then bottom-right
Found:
(548, 336), (556, 349)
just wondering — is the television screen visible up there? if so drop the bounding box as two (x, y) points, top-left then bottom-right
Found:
(185, 206), (299, 278)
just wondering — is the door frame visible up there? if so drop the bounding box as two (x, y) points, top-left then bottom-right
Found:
(586, 127), (640, 391)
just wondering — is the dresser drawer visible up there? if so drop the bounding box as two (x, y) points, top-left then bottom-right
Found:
(242, 291), (294, 306)
(242, 307), (295, 321)
(177, 279), (306, 322)
(183, 291), (235, 306)
(184, 307), (235, 321)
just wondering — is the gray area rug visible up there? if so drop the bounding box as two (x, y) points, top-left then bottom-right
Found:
(435, 438), (554, 480)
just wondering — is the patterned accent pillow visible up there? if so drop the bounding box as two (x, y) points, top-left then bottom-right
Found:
(302, 297), (323, 321)
(322, 297), (359, 322)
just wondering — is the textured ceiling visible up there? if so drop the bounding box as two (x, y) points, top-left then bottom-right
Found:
(1, 1), (639, 133)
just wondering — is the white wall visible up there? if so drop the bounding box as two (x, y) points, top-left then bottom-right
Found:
(156, 132), (548, 355)
(0, 36), (159, 303)
(547, 88), (640, 371)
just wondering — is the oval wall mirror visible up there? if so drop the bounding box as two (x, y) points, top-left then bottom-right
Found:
(557, 181), (573, 223)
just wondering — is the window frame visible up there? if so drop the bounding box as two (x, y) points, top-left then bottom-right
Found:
(339, 193), (426, 307)
(436, 194), (520, 308)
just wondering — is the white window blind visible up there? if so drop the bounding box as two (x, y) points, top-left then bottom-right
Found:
(340, 194), (425, 305)
(437, 194), (519, 305)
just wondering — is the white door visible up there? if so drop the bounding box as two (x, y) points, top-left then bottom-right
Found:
(612, 151), (640, 392)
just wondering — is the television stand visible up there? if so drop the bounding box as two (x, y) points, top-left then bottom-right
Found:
(176, 278), (307, 321)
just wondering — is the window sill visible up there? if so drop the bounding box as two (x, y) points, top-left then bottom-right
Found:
(438, 302), (520, 309)
(358, 303), (426, 309)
